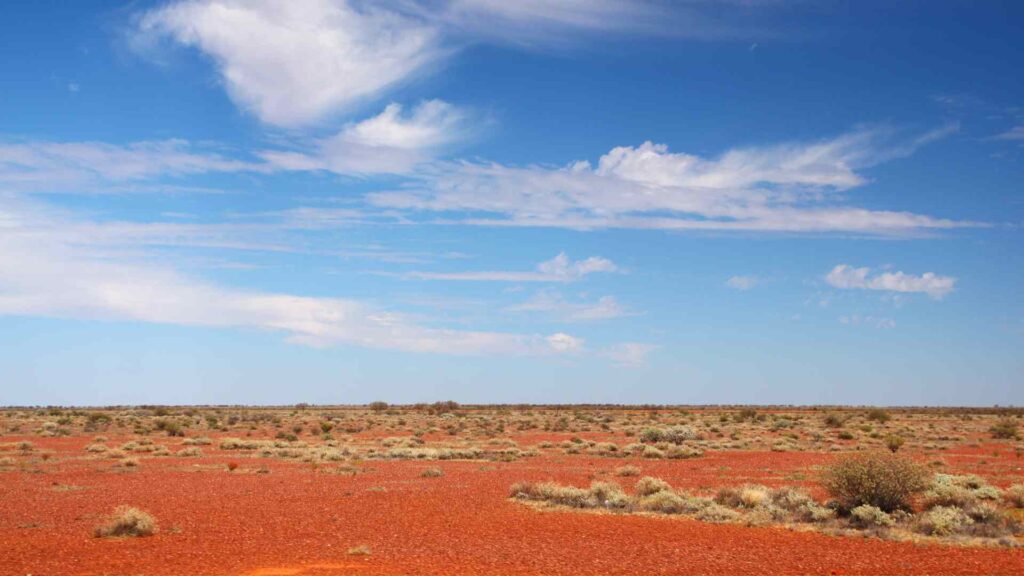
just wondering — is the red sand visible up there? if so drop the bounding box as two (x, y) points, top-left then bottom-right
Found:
(2, 437), (1022, 575)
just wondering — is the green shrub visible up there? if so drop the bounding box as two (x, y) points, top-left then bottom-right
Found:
(821, 453), (931, 512)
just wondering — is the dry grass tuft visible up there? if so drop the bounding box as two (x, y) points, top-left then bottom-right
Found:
(347, 544), (372, 556)
(93, 506), (158, 538)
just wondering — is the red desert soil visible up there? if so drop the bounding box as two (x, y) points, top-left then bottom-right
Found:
(2, 437), (1022, 576)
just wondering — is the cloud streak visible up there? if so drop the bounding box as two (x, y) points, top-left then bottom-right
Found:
(368, 126), (978, 235)
(825, 264), (956, 299)
(406, 252), (617, 282)
(507, 289), (628, 322)
(0, 196), (581, 356)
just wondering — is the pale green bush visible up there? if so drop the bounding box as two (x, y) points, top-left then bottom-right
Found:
(916, 506), (972, 536)
(849, 504), (895, 528)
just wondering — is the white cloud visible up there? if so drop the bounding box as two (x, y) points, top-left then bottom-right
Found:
(726, 275), (759, 290)
(507, 289), (628, 321)
(0, 196), (578, 356)
(602, 342), (657, 367)
(993, 125), (1024, 141)
(825, 264), (956, 299)
(546, 332), (584, 353)
(260, 100), (470, 175)
(368, 126), (980, 235)
(427, 0), (670, 45)
(407, 252), (617, 282)
(138, 0), (444, 127)
(0, 139), (261, 192)
(839, 315), (896, 329)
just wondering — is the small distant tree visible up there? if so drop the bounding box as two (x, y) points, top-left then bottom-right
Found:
(428, 400), (459, 415)
(368, 401), (389, 412)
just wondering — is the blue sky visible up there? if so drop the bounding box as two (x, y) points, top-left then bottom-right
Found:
(1, 0), (1022, 406)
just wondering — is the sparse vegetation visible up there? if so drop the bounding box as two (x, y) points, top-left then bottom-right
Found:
(989, 419), (1019, 440)
(5, 403), (1023, 560)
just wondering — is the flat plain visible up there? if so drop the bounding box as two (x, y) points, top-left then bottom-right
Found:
(2, 405), (1022, 575)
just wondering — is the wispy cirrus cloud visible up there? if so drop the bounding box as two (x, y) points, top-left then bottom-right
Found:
(839, 315), (896, 329)
(726, 275), (759, 290)
(825, 264), (956, 299)
(507, 289), (629, 322)
(0, 138), (263, 193)
(0, 100), (471, 193)
(993, 125), (1024, 141)
(406, 252), (617, 282)
(368, 125), (978, 235)
(601, 341), (658, 367)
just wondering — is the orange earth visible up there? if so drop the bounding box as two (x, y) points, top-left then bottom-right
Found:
(2, 432), (1023, 576)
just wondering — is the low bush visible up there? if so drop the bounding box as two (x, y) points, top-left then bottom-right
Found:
(94, 506), (158, 538)
(637, 491), (689, 514)
(420, 467), (444, 478)
(915, 506), (972, 536)
(821, 453), (931, 512)
(1005, 484), (1024, 508)
(865, 409), (891, 423)
(989, 419), (1019, 440)
(639, 425), (698, 445)
(614, 465), (640, 477)
(885, 435), (905, 453)
(634, 476), (671, 496)
(849, 504), (895, 528)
